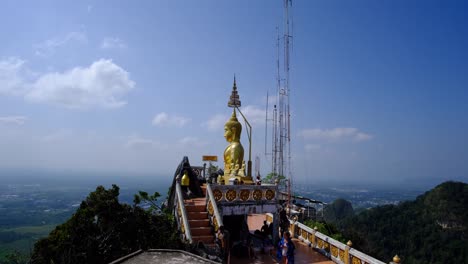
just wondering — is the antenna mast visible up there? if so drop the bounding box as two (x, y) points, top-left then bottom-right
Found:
(270, 0), (293, 210)
(265, 1), (293, 202)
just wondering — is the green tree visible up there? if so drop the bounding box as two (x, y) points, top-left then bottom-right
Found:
(133, 190), (161, 214)
(31, 185), (181, 264)
(340, 181), (468, 263)
(207, 162), (219, 175)
(323, 198), (354, 224)
(2, 250), (28, 264)
(262, 172), (285, 184)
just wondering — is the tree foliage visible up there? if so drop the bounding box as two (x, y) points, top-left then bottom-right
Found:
(30, 185), (182, 264)
(339, 181), (468, 264)
(133, 190), (161, 214)
(323, 198), (354, 224)
(262, 172), (285, 184)
(303, 220), (346, 243)
(1, 250), (28, 264)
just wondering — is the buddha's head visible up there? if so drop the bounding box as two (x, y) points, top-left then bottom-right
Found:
(224, 110), (242, 142)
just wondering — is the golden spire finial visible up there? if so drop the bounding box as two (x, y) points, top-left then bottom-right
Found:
(393, 255), (401, 263)
(229, 108), (238, 122)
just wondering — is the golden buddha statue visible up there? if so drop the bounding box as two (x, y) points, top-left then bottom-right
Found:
(223, 110), (244, 177)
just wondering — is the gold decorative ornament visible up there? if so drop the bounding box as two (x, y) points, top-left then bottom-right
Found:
(393, 255), (401, 263)
(181, 170), (190, 187)
(240, 189), (250, 201)
(265, 189), (275, 200)
(331, 246), (338, 257)
(339, 250), (345, 261)
(213, 189), (223, 201)
(324, 242), (330, 252)
(213, 215), (219, 231)
(347, 240), (353, 247)
(253, 189), (263, 201)
(317, 239), (324, 248)
(208, 201), (214, 215)
(352, 256), (361, 264)
(226, 189), (237, 201)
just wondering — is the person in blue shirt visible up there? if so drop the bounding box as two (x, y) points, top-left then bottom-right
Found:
(277, 231), (295, 263)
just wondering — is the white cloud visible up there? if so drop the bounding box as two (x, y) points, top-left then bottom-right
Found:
(355, 132), (373, 142)
(298, 127), (373, 142)
(25, 59), (135, 109)
(205, 114), (228, 131)
(152, 112), (189, 127)
(241, 105), (266, 126)
(178, 136), (206, 148)
(0, 58), (28, 95)
(100, 37), (126, 49)
(204, 105), (265, 132)
(0, 116), (28, 125)
(262, 94), (279, 106)
(125, 135), (159, 149)
(34, 32), (87, 57)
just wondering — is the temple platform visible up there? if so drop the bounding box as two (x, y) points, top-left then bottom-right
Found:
(229, 214), (333, 264)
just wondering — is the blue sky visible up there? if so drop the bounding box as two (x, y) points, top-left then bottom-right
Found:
(0, 0), (467, 187)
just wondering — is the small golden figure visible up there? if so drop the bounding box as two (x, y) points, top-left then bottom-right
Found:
(239, 161), (246, 177)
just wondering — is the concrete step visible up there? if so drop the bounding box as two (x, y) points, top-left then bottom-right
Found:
(185, 198), (207, 206)
(189, 219), (210, 227)
(191, 227), (212, 236)
(188, 211), (208, 220)
(185, 204), (206, 212)
(192, 235), (215, 244)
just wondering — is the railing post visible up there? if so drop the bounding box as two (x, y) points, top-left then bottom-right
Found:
(345, 240), (352, 264)
(311, 226), (318, 248)
(390, 255), (401, 264)
(290, 219), (296, 237)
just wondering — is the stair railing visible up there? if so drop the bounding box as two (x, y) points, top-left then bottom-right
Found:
(175, 182), (192, 244)
(293, 220), (386, 264)
(206, 184), (223, 234)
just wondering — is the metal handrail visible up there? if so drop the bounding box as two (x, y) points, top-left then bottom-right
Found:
(206, 184), (223, 230)
(175, 182), (192, 244)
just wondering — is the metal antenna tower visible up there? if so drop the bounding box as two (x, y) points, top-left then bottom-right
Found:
(267, 0), (293, 208)
(264, 1), (293, 197)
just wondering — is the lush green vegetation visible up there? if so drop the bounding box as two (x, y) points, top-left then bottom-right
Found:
(340, 181), (468, 264)
(323, 198), (354, 224)
(29, 185), (181, 264)
(262, 172), (285, 184)
(0, 225), (55, 261)
(303, 220), (346, 243)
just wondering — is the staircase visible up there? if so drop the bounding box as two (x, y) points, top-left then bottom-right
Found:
(184, 186), (215, 246)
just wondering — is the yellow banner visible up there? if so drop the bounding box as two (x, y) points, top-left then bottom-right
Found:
(202, 156), (218, 161)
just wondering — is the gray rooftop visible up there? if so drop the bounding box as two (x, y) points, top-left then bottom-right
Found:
(109, 249), (220, 264)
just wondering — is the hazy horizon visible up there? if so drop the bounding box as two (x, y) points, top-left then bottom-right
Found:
(0, 167), (462, 193)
